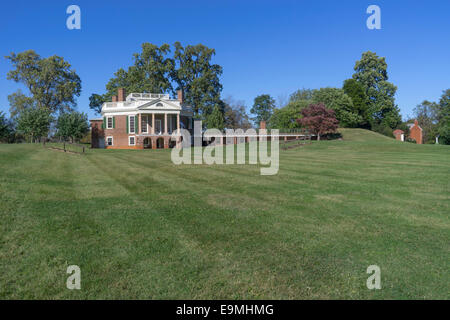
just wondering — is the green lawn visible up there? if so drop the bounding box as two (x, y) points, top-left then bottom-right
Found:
(0, 129), (449, 299)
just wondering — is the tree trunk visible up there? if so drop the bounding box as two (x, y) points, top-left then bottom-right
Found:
(317, 133), (320, 141)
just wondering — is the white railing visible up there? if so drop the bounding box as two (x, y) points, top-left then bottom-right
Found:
(127, 93), (170, 100)
(104, 101), (134, 108)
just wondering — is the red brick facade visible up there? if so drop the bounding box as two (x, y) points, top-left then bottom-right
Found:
(409, 120), (423, 144)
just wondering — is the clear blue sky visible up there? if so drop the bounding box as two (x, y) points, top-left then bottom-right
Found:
(1, 0), (449, 120)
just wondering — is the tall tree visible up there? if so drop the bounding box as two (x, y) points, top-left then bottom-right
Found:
(312, 88), (362, 127)
(172, 42), (223, 118)
(16, 108), (53, 143)
(343, 78), (370, 128)
(297, 103), (339, 141)
(352, 51), (401, 129)
(6, 50), (81, 116)
(250, 94), (276, 126)
(56, 111), (89, 143)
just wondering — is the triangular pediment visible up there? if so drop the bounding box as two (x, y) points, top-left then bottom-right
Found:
(137, 99), (181, 110)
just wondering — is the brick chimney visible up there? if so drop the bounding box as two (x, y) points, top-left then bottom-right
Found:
(112, 95), (117, 102)
(410, 119), (423, 144)
(260, 121), (266, 129)
(177, 89), (184, 104)
(118, 88), (126, 102)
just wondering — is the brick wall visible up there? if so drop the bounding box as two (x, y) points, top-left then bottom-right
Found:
(103, 115), (143, 149)
(409, 120), (423, 144)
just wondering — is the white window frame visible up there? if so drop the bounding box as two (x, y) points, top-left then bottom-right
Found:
(129, 115), (136, 134)
(129, 136), (136, 146)
(141, 115), (148, 133)
(107, 116), (113, 129)
(106, 136), (114, 146)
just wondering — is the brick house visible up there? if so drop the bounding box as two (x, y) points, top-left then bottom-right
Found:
(90, 88), (193, 149)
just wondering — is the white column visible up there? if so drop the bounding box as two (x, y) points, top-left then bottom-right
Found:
(152, 113), (155, 134)
(164, 113), (168, 134)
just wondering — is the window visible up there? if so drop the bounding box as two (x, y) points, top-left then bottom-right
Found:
(129, 116), (135, 133)
(156, 102), (163, 107)
(129, 136), (135, 146)
(107, 117), (113, 129)
(107, 136), (113, 146)
(141, 116), (148, 133)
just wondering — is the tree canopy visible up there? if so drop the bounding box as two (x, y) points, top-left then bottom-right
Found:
(412, 100), (439, 144)
(297, 103), (339, 140)
(16, 107), (53, 143)
(352, 51), (401, 129)
(0, 112), (14, 143)
(6, 50), (81, 116)
(172, 42), (223, 118)
(205, 105), (225, 130)
(312, 88), (362, 128)
(250, 94), (276, 126)
(436, 89), (450, 144)
(56, 111), (89, 143)
(268, 99), (309, 129)
(343, 78), (370, 128)
(89, 42), (224, 123)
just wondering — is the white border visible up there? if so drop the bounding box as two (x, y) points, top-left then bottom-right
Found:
(106, 136), (114, 146)
(129, 115), (136, 134)
(129, 136), (136, 146)
(107, 116), (113, 129)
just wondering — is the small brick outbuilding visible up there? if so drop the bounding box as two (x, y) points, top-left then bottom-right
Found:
(409, 120), (423, 144)
(393, 129), (404, 141)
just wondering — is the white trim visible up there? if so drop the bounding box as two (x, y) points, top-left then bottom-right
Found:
(128, 136), (136, 146)
(103, 111), (180, 116)
(129, 115), (136, 134)
(106, 116), (113, 129)
(106, 136), (114, 146)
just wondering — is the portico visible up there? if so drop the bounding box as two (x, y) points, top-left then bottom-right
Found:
(136, 112), (182, 149)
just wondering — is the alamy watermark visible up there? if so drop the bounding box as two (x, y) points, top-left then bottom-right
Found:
(66, 265), (81, 290)
(66, 5), (81, 30)
(170, 120), (279, 175)
(366, 5), (381, 30)
(366, 265), (381, 290)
